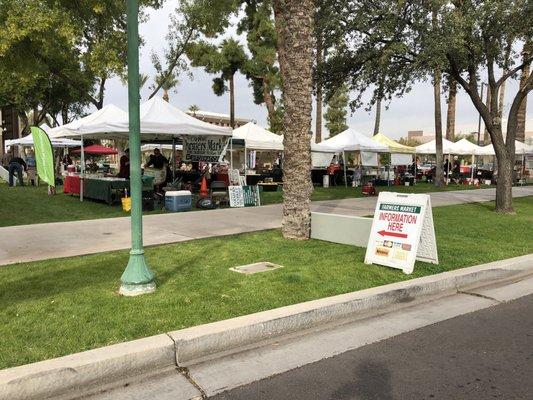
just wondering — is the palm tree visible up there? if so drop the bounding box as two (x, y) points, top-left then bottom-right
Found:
(155, 73), (179, 102)
(273, 0), (314, 239)
(188, 104), (200, 114)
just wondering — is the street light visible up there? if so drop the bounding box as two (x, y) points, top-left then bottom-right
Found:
(476, 82), (486, 146)
(119, 0), (156, 296)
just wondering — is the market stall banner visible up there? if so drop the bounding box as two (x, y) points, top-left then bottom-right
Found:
(228, 185), (261, 207)
(30, 126), (55, 186)
(183, 136), (226, 162)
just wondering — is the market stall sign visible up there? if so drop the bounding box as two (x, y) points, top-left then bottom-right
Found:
(183, 136), (226, 162)
(228, 185), (261, 208)
(364, 192), (438, 274)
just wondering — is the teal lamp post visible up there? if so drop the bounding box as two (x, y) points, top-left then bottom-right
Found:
(119, 0), (156, 296)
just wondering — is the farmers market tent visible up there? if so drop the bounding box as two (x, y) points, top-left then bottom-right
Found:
(5, 134), (81, 149)
(415, 138), (455, 154)
(232, 122), (283, 151)
(476, 140), (533, 156)
(448, 138), (483, 155)
(319, 128), (388, 152)
(49, 98), (231, 140)
(372, 133), (415, 154)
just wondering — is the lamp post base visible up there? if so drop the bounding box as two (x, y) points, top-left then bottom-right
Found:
(119, 281), (156, 297)
(119, 250), (156, 296)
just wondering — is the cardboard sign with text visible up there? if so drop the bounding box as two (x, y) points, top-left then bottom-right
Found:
(364, 192), (438, 274)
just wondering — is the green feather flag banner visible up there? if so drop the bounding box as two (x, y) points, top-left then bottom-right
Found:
(30, 126), (55, 187)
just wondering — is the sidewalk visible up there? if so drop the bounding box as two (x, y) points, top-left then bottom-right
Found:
(0, 187), (531, 266)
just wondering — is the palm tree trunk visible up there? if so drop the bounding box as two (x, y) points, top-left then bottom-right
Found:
(516, 42), (531, 142)
(445, 78), (456, 140)
(315, 37), (323, 143)
(163, 89), (169, 102)
(273, 0), (314, 240)
(373, 98), (381, 135)
(434, 70), (444, 187)
(229, 73), (235, 129)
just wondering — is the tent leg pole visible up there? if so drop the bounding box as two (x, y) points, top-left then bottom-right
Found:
(244, 145), (247, 185)
(343, 151), (347, 188)
(80, 135), (84, 202)
(471, 154), (474, 183)
(172, 137), (176, 182)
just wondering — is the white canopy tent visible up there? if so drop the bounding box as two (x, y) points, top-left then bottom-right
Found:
(49, 98), (231, 140)
(48, 98), (231, 201)
(415, 138), (456, 154)
(318, 128), (388, 152)
(5, 134), (81, 149)
(314, 128), (388, 187)
(448, 138), (482, 155)
(476, 140), (533, 156)
(232, 122), (283, 151)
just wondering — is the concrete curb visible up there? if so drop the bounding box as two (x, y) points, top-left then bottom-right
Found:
(1, 254), (532, 400)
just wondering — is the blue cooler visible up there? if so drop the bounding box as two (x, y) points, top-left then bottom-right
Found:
(165, 190), (192, 212)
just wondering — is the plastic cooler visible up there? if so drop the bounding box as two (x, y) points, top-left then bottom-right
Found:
(165, 190), (192, 212)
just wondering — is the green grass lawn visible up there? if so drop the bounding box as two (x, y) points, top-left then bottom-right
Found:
(0, 197), (531, 369)
(0, 179), (493, 227)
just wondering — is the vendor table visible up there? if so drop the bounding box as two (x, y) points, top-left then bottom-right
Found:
(258, 182), (280, 192)
(85, 177), (129, 205)
(63, 175), (81, 195)
(64, 176), (154, 204)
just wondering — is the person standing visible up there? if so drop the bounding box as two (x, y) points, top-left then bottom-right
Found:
(118, 148), (130, 179)
(8, 155), (27, 186)
(25, 150), (37, 186)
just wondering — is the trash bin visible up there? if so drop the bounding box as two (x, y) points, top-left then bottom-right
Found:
(165, 190), (192, 212)
(323, 174), (330, 188)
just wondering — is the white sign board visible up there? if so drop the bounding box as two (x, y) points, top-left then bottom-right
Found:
(228, 186), (245, 207)
(183, 136), (226, 162)
(364, 192), (438, 274)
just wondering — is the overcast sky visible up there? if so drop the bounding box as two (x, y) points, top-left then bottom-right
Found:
(103, 2), (533, 140)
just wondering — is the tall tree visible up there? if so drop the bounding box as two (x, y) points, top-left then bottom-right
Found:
(516, 42), (531, 142)
(324, 85), (349, 137)
(433, 70), (445, 187)
(446, 77), (457, 140)
(272, 0), (314, 239)
(315, 38), (324, 143)
(373, 98), (382, 135)
(237, 0), (284, 133)
(187, 38), (248, 128)
(319, 0), (533, 213)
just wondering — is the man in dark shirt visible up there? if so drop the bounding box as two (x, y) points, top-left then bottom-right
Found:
(118, 149), (130, 179)
(144, 148), (168, 169)
(8, 155), (27, 186)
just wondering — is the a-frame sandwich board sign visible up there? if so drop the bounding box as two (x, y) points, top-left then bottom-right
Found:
(364, 192), (438, 274)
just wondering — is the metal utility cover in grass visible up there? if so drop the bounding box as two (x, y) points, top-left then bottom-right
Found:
(230, 262), (284, 275)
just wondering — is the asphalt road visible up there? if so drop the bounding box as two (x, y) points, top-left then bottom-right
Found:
(213, 294), (533, 400)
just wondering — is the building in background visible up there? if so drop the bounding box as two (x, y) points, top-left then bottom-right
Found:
(186, 110), (251, 128)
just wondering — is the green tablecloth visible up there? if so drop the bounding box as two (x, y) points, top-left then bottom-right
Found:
(84, 178), (129, 204)
(84, 177), (155, 205)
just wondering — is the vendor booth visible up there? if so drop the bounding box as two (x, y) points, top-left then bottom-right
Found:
(49, 98), (232, 205)
(317, 128), (388, 187)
